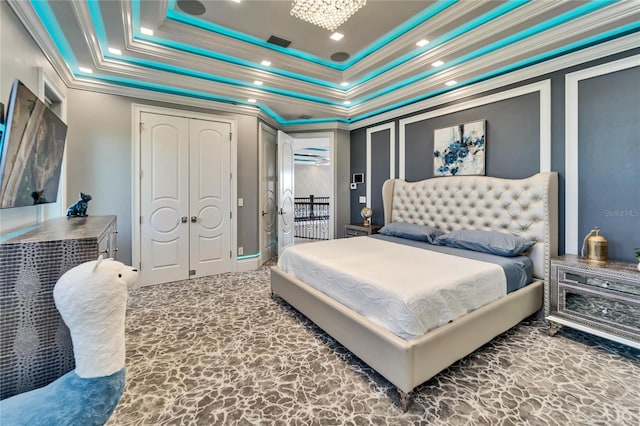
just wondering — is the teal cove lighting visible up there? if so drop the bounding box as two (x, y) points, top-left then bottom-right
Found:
(30, 0), (637, 127)
(164, 0), (458, 72)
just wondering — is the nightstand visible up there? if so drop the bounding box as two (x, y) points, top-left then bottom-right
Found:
(344, 223), (381, 238)
(547, 254), (640, 349)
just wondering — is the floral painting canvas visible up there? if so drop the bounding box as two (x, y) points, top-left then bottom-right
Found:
(434, 120), (485, 176)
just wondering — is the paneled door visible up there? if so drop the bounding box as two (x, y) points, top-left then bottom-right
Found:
(140, 112), (190, 285)
(189, 119), (232, 277)
(139, 112), (231, 285)
(259, 124), (277, 265)
(277, 130), (295, 256)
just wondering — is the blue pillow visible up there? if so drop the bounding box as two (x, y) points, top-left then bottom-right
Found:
(435, 229), (535, 257)
(379, 222), (444, 244)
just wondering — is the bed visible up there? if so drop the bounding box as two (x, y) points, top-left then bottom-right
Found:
(271, 172), (558, 409)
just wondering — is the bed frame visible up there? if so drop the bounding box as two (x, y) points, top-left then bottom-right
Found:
(271, 173), (558, 409)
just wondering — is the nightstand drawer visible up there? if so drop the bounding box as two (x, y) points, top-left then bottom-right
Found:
(344, 224), (380, 238)
(557, 283), (640, 333)
(559, 268), (640, 297)
(346, 228), (368, 237)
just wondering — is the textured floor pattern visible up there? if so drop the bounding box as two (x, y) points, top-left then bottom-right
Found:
(108, 263), (640, 425)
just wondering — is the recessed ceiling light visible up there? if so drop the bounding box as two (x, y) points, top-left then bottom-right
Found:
(78, 66), (93, 74)
(253, 80), (263, 86)
(343, 101), (351, 105)
(108, 47), (122, 55)
(445, 80), (457, 86)
(260, 60), (271, 66)
(230, 0), (241, 3)
(416, 39), (429, 47)
(140, 27), (154, 36)
(432, 60), (444, 67)
(330, 32), (344, 41)
(340, 82), (349, 87)
(247, 98), (257, 103)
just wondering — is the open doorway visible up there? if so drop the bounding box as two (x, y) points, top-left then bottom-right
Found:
(258, 128), (335, 265)
(291, 135), (332, 245)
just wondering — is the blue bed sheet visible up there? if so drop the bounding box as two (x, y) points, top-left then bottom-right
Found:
(371, 234), (533, 293)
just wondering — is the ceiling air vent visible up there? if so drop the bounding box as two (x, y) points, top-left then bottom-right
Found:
(267, 35), (292, 48)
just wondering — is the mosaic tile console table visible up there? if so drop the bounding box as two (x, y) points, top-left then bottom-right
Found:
(0, 215), (117, 400)
(547, 254), (640, 349)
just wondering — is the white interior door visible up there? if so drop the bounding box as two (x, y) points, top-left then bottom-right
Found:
(139, 112), (190, 285)
(189, 119), (231, 277)
(277, 130), (295, 256)
(259, 124), (277, 265)
(139, 110), (232, 286)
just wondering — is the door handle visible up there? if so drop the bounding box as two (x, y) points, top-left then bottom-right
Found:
(261, 211), (268, 216)
(191, 216), (198, 223)
(279, 208), (284, 215)
(181, 216), (188, 223)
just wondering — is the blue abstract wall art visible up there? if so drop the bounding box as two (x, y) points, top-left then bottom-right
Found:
(434, 120), (486, 176)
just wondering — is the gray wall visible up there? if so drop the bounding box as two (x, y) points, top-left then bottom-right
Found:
(351, 49), (640, 262)
(403, 94), (540, 181)
(66, 89), (260, 265)
(577, 68), (640, 262)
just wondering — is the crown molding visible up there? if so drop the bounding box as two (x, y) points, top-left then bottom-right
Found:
(8, 0), (639, 130)
(282, 122), (349, 132)
(346, 1), (566, 96)
(157, 20), (343, 81)
(7, 0), (75, 87)
(348, 33), (640, 130)
(342, 1), (484, 80)
(348, 0), (638, 101)
(65, 76), (281, 126)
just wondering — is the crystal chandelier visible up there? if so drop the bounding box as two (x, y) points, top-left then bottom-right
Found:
(290, 0), (367, 32)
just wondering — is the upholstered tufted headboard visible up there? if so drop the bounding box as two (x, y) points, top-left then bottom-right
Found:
(382, 173), (558, 282)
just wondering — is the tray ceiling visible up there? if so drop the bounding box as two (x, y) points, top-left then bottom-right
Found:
(7, 0), (640, 127)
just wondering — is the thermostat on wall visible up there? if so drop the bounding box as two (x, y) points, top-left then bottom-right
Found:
(352, 173), (364, 184)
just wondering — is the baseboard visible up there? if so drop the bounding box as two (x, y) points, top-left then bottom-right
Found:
(235, 257), (260, 272)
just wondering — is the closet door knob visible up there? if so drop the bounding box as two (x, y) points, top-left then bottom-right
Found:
(191, 216), (198, 223)
(181, 216), (188, 223)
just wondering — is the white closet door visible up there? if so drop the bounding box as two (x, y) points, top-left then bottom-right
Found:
(277, 130), (295, 256)
(140, 112), (190, 285)
(189, 119), (231, 277)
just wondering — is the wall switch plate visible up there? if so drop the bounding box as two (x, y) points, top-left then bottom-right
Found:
(359, 196), (366, 204)
(238, 247), (243, 256)
(350, 183), (357, 190)
(238, 198), (243, 207)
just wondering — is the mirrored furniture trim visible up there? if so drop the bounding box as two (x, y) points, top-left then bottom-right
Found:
(547, 254), (640, 349)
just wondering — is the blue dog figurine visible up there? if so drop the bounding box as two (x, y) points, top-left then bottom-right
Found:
(66, 192), (92, 217)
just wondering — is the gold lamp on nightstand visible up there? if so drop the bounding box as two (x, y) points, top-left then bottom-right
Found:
(360, 207), (372, 226)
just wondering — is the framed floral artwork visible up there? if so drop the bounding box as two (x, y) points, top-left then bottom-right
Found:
(434, 120), (485, 176)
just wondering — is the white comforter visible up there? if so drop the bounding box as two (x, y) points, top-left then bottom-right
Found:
(278, 237), (507, 339)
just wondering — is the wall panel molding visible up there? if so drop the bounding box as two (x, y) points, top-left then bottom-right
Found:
(366, 123), (395, 209)
(564, 55), (640, 254)
(398, 80), (551, 179)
